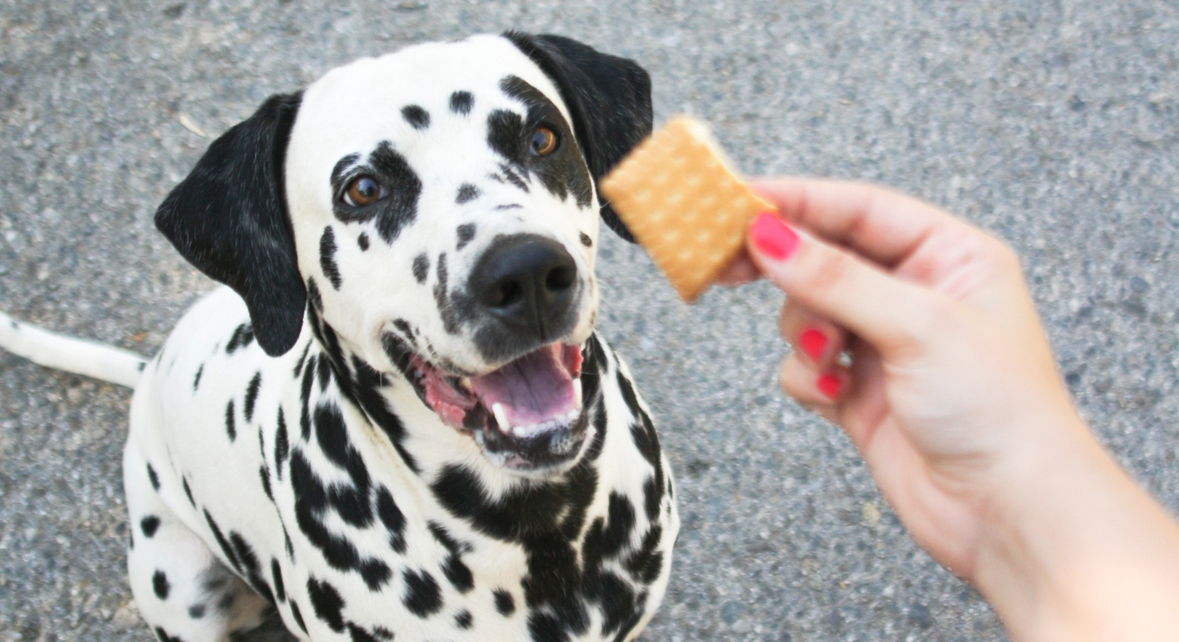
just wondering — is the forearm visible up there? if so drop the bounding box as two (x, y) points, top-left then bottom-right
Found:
(974, 420), (1179, 642)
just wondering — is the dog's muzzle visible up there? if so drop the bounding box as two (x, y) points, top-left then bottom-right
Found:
(402, 233), (591, 472)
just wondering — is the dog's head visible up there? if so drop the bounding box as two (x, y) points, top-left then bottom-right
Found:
(155, 34), (649, 475)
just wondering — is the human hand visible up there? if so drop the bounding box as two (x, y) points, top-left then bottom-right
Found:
(725, 179), (1179, 641)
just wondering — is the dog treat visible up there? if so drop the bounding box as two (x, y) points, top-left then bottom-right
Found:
(600, 116), (775, 302)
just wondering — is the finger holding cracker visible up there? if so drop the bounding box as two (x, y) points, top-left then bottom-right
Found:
(599, 117), (775, 302)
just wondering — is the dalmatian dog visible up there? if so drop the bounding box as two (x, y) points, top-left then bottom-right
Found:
(0, 33), (678, 642)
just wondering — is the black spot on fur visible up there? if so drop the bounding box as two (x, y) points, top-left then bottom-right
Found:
(358, 232), (369, 251)
(391, 319), (416, 348)
(320, 226), (342, 290)
(259, 465), (274, 502)
(146, 464), (160, 490)
(275, 408), (290, 480)
(193, 364), (203, 390)
(300, 357), (316, 441)
(153, 570), (170, 599)
(412, 253), (430, 284)
(183, 478), (195, 506)
(430, 522), (474, 593)
(402, 569), (443, 617)
(307, 277), (323, 313)
(433, 253), (461, 334)
(330, 153), (361, 193)
(626, 526), (665, 584)
(225, 400), (237, 442)
(141, 515), (161, 538)
(293, 343), (311, 377)
(230, 531), (276, 605)
(289, 599), (308, 633)
(226, 323), (255, 354)
(377, 486), (407, 553)
(244, 372), (262, 422)
(271, 558), (286, 603)
(456, 610), (473, 629)
(312, 403), (374, 527)
(284, 527), (295, 560)
(373, 626), (395, 640)
(595, 570), (636, 636)
(402, 105), (430, 130)
(495, 589), (516, 616)
(348, 624), (381, 642)
(450, 91), (473, 115)
(579, 232), (592, 247)
(456, 184), (479, 204)
(617, 369), (663, 520)
(316, 353), (333, 393)
(528, 600), (588, 642)
(204, 510), (242, 573)
(497, 160), (530, 193)
(456, 223), (476, 249)
(154, 627), (183, 642)
(348, 354), (419, 473)
(188, 604), (206, 619)
(601, 493), (636, 559)
(308, 577), (346, 632)
(218, 593), (234, 612)
(289, 450), (391, 590)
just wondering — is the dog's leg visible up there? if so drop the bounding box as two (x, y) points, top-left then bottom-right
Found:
(124, 442), (272, 642)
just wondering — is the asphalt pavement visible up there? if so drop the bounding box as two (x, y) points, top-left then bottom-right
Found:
(2, 1), (1178, 640)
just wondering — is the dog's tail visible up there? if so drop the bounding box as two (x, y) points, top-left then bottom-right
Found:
(0, 310), (147, 388)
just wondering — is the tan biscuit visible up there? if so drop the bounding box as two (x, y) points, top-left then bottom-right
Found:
(600, 117), (774, 302)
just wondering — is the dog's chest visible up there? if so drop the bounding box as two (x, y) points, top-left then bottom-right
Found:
(132, 288), (677, 641)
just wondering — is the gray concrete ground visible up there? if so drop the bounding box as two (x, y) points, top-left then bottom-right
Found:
(1, 1), (1177, 640)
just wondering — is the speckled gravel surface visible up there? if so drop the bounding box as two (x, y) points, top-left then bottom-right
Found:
(2, 1), (1177, 641)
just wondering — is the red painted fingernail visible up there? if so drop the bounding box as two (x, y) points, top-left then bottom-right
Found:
(749, 212), (800, 261)
(817, 373), (843, 399)
(799, 328), (828, 361)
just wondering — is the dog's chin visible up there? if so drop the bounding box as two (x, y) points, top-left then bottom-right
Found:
(406, 342), (590, 475)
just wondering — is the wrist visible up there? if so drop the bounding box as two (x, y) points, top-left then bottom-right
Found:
(971, 414), (1179, 641)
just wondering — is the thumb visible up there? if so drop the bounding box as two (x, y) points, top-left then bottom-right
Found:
(747, 212), (941, 359)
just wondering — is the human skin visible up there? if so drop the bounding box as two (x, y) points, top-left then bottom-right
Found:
(721, 178), (1179, 641)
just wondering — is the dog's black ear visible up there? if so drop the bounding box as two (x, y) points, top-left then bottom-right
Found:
(155, 92), (306, 357)
(504, 32), (652, 243)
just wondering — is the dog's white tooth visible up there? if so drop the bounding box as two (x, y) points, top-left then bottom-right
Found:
(492, 403), (510, 433)
(459, 377), (473, 391)
(573, 379), (582, 402)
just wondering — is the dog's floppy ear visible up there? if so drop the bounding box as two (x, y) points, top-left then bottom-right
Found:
(504, 32), (652, 243)
(155, 92), (306, 357)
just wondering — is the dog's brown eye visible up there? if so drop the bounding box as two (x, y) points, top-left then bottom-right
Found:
(344, 176), (386, 207)
(529, 127), (558, 156)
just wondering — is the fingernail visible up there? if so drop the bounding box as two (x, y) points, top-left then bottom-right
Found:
(798, 328), (828, 361)
(750, 212), (800, 261)
(816, 373), (842, 399)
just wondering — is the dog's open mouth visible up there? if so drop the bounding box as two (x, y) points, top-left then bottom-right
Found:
(407, 343), (588, 470)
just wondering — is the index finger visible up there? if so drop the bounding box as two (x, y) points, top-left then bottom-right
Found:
(750, 178), (973, 269)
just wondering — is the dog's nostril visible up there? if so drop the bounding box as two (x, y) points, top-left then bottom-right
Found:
(546, 265), (576, 292)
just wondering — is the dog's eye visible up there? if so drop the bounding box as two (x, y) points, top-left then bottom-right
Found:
(529, 126), (558, 156)
(344, 176), (387, 207)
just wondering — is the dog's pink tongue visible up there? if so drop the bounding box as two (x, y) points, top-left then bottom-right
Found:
(470, 344), (581, 428)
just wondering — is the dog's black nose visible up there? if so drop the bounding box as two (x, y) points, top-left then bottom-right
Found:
(470, 234), (578, 340)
